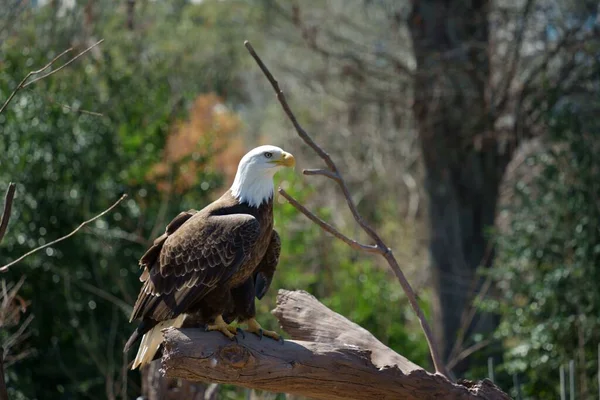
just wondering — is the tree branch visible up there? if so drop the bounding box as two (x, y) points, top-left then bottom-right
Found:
(161, 290), (509, 400)
(0, 348), (7, 400)
(244, 40), (448, 377)
(278, 189), (379, 254)
(303, 168), (340, 181)
(0, 183), (16, 244)
(0, 194), (127, 272)
(0, 39), (104, 115)
(493, 0), (534, 114)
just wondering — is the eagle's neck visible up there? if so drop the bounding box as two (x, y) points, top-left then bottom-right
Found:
(230, 164), (275, 208)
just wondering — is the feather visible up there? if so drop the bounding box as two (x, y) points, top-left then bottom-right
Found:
(131, 314), (186, 370)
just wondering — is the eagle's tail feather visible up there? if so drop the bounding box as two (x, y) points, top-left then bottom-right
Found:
(131, 315), (186, 370)
(124, 319), (150, 354)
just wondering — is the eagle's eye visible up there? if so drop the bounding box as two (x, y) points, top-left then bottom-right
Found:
(264, 152), (273, 159)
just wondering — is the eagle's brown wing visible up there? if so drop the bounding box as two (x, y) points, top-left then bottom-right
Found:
(137, 210), (198, 284)
(129, 212), (260, 322)
(254, 230), (281, 300)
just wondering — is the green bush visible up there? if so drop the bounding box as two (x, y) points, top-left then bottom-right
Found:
(483, 101), (600, 398)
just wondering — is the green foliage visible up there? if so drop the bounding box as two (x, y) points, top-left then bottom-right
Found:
(0, 1), (255, 398)
(1, 2), (430, 399)
(483, 101), (600, 398)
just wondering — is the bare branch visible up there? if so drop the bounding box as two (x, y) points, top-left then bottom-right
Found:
(302, 168), (340, 181)
(40, 93), (105, 117)
(246, 41), (448, 377)
(514, 25), (589, 113)
(0, 348), (7, 400)
(0, 194), (127, 272)
(446, 340), (492, 371)
(493, 0), (535, 114)
(446, 244), (495, 369)
(0, 183), (16, 244)
(244, 41), (336, 171)
(74, 279), (133, 316)
(22, 40), (104, 88)
(278, 188), (379, 254)
(0, 48), (72, 115)
(0, 39), (104, 115)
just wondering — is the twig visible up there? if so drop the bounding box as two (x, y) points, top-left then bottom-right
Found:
(40, 92), (105, 117)
(493, 0), (534, 114)
(22, 40), (104, 88)
(0, 347), (7, 400)
(446, 339), (491, 370)
(245, 40), (448, 378)
(278, 189), (379, 254)
(0, 48), (72, 115)
(0, 39), (104, 115)
(2, 315), (34, 355)
(0, 183), (16, 244)
(74, 279), (133, 316)
(303, 169), (340, 180)
(0, 194), (127, 272)
(446, 243), (495, 369)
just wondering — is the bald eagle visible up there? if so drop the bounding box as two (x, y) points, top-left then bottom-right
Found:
(124, 145), (295, 369)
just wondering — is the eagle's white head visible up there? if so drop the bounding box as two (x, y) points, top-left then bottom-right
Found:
(230, 145), (296, 207)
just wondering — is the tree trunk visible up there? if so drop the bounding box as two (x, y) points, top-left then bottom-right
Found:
(408, 0), (512, 375)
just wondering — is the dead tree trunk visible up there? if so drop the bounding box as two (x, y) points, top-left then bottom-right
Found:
(161, 290), (509, 400)
(408, 0), (513, 375)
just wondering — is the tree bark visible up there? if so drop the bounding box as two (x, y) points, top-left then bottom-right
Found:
(161, 290), (509, 400)
(408, 0), (513, 375)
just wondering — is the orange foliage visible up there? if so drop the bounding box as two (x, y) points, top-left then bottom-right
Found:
(148, 94), (245, 194)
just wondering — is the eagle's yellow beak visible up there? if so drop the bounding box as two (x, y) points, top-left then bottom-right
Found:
(273, 151), (295, 168)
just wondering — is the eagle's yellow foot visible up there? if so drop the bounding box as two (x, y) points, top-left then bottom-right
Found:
(244, 318), (281, 342)
(206, 315), (237, 340)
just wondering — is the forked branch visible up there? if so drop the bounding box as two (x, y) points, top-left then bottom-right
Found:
(0, 39), (104, 115)
(244, 40), (447, 377)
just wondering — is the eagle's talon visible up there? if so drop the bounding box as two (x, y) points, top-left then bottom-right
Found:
(261, 329), (280, 341)
(243, 318), (281, 342)
(206, 315), (236, 340)
(236, 327), (246, 339)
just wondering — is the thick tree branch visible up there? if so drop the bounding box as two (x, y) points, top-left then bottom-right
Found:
(0, 183), (16, 244)
(0, 194), (127, 272)
(244, 40), (447, 377)
(162, 290), (509, 400)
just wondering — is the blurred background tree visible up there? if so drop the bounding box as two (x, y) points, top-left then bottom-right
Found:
(0, 0), (599, 399)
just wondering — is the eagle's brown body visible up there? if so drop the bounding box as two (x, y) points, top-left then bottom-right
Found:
(124, 190), (280, 367)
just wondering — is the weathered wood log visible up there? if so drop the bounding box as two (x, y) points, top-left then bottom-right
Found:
(161, 290), (509, 400)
